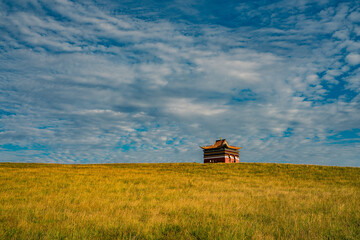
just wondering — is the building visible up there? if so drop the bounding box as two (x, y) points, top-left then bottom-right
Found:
(200, 139), (241, 163)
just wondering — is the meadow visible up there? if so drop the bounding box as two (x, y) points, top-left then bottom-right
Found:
(0, 162), (359, 239)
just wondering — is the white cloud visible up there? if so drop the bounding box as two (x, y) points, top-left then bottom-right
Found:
(346, 53), (360, 65)
(306, 74), (319, 84)
(332, 29), (349, 40)
(348, 10), (360, 22)
(165, 98), (226, 116)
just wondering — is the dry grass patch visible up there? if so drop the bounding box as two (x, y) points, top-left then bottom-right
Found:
(0, 163), (359, 239)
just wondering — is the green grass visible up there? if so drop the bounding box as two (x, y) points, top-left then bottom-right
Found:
(0, 162), (359, 239)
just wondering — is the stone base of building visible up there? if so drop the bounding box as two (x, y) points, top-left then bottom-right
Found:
(204, 156), (239, 163)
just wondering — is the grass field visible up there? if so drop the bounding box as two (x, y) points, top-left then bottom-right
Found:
(0, 162), (359, 239)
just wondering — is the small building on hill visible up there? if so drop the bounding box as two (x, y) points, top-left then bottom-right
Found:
(200, 139), (241, 163)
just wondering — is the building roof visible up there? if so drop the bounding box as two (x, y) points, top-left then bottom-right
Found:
(200, 139), (241, 150)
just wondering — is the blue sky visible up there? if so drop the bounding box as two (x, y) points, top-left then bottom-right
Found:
(1, 0), (360, 166)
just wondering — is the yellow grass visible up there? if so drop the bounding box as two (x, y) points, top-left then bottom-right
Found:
(0, 162), (359, 239)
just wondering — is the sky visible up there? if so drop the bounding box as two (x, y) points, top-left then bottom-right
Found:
(0, 0), (360, 166)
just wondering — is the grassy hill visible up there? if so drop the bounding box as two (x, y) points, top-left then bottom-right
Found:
(0, 162), (359, 239)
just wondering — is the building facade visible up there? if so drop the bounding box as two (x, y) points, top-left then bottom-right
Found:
(200, 139), (241, 163)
